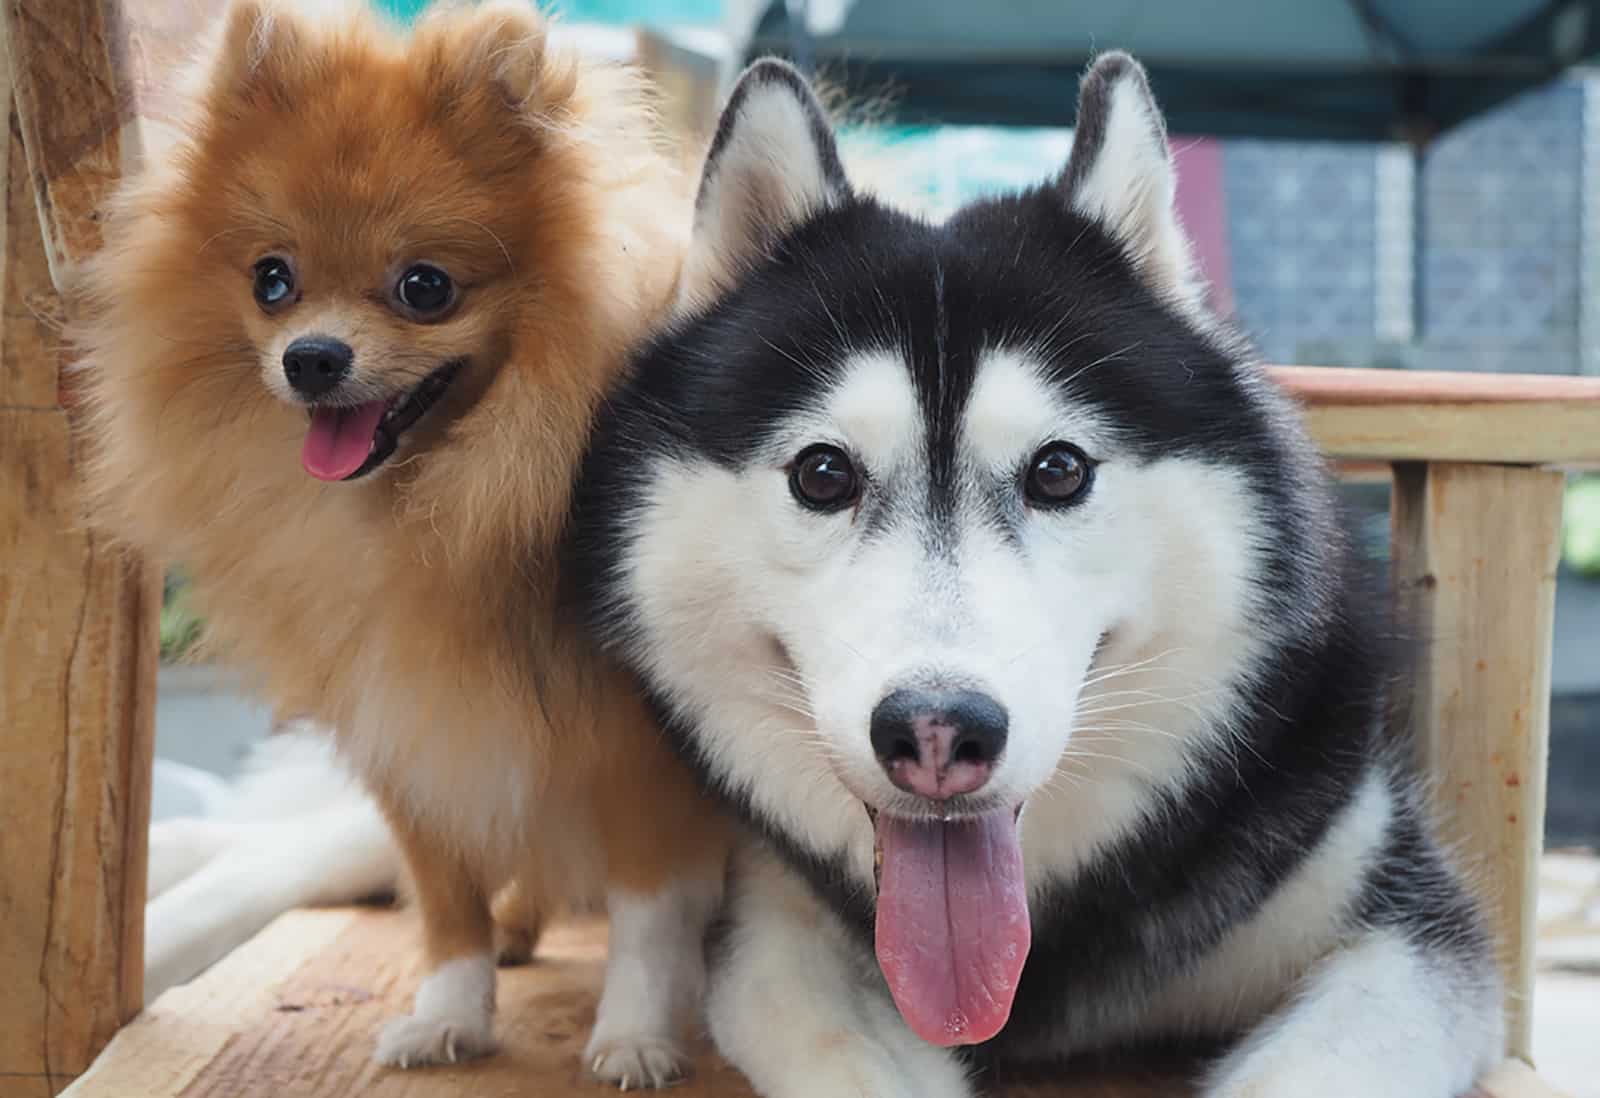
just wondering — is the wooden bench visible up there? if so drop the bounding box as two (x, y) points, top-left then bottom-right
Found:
(2, 1), (1594, 1096)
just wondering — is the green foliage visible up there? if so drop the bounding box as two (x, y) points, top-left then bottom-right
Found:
(160, 570), (205, 663)
(1565, 475), (1600, 578)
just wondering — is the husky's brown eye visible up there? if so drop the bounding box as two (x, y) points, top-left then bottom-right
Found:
(1025, 442), (1093, 507)
(396, 264), (454, 318)
(790, 444), (859, 512)
(252, 257), (296, 311)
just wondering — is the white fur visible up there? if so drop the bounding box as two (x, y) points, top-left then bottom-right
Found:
(375, 952), (498, 1067)
(585, 876), (724, 1088)
(1066, 64), (1207, 317)
(707, 841), (971, 1098)
(678, 69), (845, 312)
(145, 799), (397, 1004)
(146, 818), (243, 901)
(143, 722), (402, 1004)
(1203, 927), (1503, 1098)
(1137, 771), (1397, 1040)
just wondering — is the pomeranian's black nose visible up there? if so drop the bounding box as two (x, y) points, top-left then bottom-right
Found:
(282, 336), (353, 398)
(870, 687), (1008, 800)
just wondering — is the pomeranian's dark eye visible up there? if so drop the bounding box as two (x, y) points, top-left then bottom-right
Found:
(396, 264), (454, 317)
(1024, 442), (1094, 507)
(252, 257), (295, 310)
(790, 444), (859, 512)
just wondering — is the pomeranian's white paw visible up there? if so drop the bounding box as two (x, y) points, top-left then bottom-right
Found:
(375, 1011), (496, 1068)
(585, 1035), (689, 1090)
(373, 954), (496, 1069)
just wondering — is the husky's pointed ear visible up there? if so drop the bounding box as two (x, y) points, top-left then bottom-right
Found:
(203, 0), (306, 113)
(1061, 53), (1203, 311)
(678, 59), (851, 311)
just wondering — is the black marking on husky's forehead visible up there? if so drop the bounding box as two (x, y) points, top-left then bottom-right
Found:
(614, 188), (1275, 499)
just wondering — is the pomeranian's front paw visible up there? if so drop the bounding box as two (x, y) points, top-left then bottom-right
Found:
(585, 1034), (689, 1090)
(374, 954), (496, 1068)
(375, 1010), (496, 1067)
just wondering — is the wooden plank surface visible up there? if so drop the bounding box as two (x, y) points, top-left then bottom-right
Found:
(1298, 399), (1600, 468)
(1267, 366), (1600, 469)
(1478, 1060), (1576, 1098)
(1274, 364), (1600, 405)
(63, 906), (1525, 1098)
(1390, 463), (1566, 1062)
(0, 0), (160, 1092)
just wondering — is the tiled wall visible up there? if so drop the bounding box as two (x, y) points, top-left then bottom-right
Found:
(1225, 75), (1591, 375)
(1224, 141), (1380, 367)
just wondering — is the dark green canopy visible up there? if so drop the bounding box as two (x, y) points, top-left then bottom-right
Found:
(744, 0), (1600, 140)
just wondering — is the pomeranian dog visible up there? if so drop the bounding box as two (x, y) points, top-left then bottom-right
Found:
(71, 0), (728, 1085)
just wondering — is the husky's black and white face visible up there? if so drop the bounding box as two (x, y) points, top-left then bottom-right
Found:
(572, 55), (1331, 1046)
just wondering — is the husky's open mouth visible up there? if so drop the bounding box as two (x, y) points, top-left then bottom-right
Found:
(301, 359), (464, 482)
(866, 802), (1030, 1048)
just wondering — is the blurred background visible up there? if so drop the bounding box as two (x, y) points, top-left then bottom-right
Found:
(151, 0), (1600, 1090)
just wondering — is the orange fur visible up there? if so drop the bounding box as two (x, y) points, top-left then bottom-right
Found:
(72, 0), (727, 1033)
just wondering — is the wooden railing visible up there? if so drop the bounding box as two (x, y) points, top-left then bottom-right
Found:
(1275, 364), (1600, 1065)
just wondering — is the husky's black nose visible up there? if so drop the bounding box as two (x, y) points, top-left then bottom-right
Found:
(283, 336), (353, 398)
(870, 688), (1008, 800)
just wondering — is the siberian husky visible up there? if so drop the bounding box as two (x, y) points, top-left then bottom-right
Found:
(566, 54), (1505, 1097)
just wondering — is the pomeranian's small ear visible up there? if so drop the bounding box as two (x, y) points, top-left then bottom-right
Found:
(419, 1), (566, 114)
(677, 59), (851, 312)
(205, 0), (305, 109)
(1060, 52), (1203, 312)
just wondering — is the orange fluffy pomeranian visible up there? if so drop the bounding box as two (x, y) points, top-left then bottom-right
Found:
(72, 0), (728, 1084)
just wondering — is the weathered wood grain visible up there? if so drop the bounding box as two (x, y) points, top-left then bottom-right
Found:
(62, 908), (1197, 1098)
(0, 0), (164, 1092)
(1391, 463), (1566, 1062)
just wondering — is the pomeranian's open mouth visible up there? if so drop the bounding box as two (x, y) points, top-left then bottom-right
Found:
(865, 801), (1030, 1048)
(301, 360), (464, 482)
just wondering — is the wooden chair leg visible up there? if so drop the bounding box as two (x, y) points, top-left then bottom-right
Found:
(0, 1), (157, 1092)
(1390, 462), (1566, 1063)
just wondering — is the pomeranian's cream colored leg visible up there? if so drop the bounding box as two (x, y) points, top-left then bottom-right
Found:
(581, 690), (734, 1089)
(584, 875), (723, 1088)
(373, 811), (497, 1068)
(1202, 927), (1503, 1098)
(708, 843), (971, 1098)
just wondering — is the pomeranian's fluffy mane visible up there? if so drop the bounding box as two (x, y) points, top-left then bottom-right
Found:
(68, 0), (690, 704)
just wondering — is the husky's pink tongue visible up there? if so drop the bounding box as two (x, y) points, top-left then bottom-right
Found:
(301, 402), (388, 481)
(874, 809), (1030, 1047)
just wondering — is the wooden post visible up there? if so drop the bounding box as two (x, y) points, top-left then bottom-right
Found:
(0, 0), (158, 1093)
(1390, 462), (1565, 1064)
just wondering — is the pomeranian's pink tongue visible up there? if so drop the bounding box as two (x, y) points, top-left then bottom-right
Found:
(874, 808), (1030, 1047)
(301, 402), (387, 481)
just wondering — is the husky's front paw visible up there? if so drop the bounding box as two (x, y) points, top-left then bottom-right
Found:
(373, 954), (496, 1069)
(584, 1034), (689, 1090)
